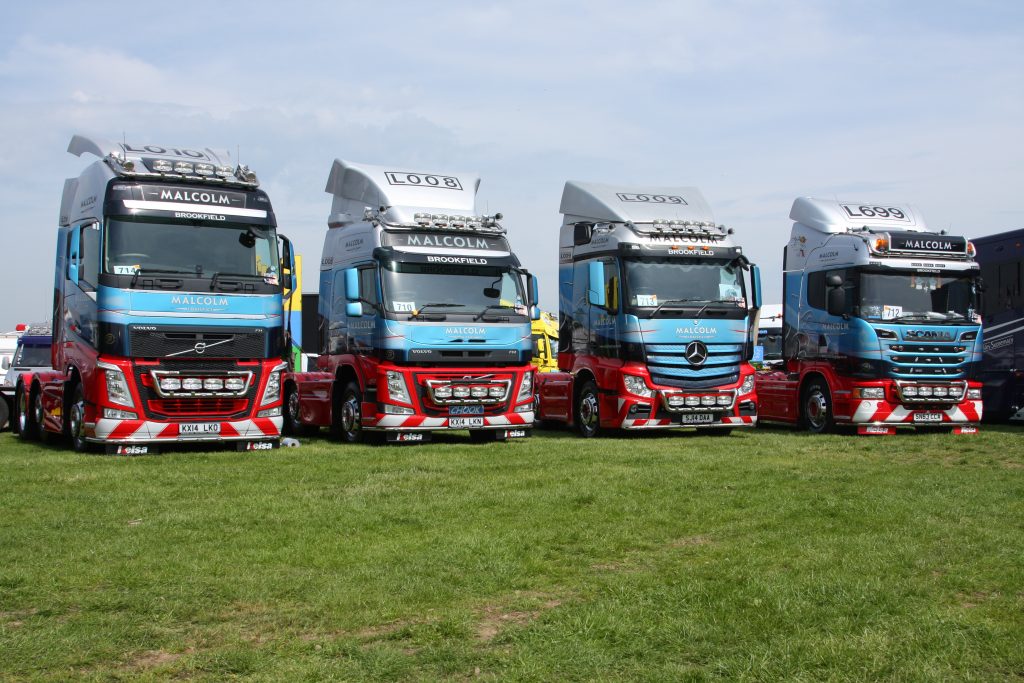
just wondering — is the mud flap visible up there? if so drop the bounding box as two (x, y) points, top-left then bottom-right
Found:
(107, 444), (156, 455)
(387, 432), (430, 443)
(237, 440), (279, 451)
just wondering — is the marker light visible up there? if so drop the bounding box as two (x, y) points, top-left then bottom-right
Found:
(150, 159), (174, 173)
(902, 386), (918, 397)
(194, 163), (215, 176)
(701, 395), (716, 406)
(182, 378), (203, 391)
(717, 395), (731, 406)
(173, 161), (194, 174)
(489, 385), (505, 398)
(685, 396), (701, 407)
(215, 165), (234, 177)
(873, 238), (889, 252)
(434, 386), (453, 399)
(203, 378), (224, 391)
(453, 386), (471, 399)
(967, 241), (976, 258)
(471, 386), (488, 398)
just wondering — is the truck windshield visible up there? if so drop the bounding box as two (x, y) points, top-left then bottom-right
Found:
(104, 217), (279, 281)
(858, 271), (977, 322)
(13, 343), (51, 367)
(380, 262), (526, 317)
(624, 258), (746, 313)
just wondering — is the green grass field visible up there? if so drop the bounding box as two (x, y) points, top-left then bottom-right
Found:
(1, 426), (1022, 681)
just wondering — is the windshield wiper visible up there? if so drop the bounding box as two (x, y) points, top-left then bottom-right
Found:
(408, 303), (465, 320)
(210, 271), (266, 291)
(129, 267), (188, 288)
(648, 298), (737, 317)
(473, 304), (516, 321)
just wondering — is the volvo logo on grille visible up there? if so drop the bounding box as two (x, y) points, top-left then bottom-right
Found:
(685, 340), (708, 366)
(194, 342), (207, 355)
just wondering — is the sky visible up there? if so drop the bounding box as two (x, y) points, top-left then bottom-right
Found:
(0, 0), (1021, 329)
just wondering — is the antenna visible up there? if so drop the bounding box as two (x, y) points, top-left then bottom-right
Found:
(122, 131), (127, 161)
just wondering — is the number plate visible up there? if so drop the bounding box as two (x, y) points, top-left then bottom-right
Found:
(180, 422), (221, 435)
(449, 417), (484, 428)
(679, 413), (715, 424)
(913, 412), (943, 423)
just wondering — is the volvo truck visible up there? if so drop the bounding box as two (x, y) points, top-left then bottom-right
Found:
(756, 198), (983, 434)
(282, 160), (538, 443)
(14, 135), (293, 453)
(534, 182), (762, 436)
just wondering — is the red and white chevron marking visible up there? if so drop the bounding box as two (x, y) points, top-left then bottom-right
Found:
(90, 416), (282, 442)
(850, 400), (982, 424)
(620, 415), (756, 429)
(369, 412), (534, 430)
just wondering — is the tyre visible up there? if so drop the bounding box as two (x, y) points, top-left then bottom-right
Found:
(331, 381), (365, 443)
(574, 380), (601, 438)
(19, 384), (43, 441)
(67, 383), (91, 453)
(283, 383), (304, 435)
(799, 379), (835, 434)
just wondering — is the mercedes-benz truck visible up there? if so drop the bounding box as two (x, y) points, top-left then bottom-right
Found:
(756, 198), (983, 434)
(14, 135), (294, 453)
(534, 182), (762, 436)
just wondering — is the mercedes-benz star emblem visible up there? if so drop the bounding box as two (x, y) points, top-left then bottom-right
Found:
(685, 340), (708, 366)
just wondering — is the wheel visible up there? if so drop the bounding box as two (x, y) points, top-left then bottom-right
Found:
(800, 379), (835, 434)
(574, 380), (601, 438)
(469, 430), (494, 443)
(697, 428), (734, 436)
(67, 384), (91, 453)
(283, 384), (305, 435)
(19, 384), (41, 441)
(331, 381), (365, 443)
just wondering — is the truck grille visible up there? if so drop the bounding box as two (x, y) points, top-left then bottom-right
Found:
(885, 341), (969, 379)
(129, 327), (267, 359)
(644, 342), (741, 390)
(132, 360), (262, 420)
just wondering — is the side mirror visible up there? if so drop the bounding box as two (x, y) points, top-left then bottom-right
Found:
(573, 222), (593, 246)
(751, 265), (762, 309)
(827, 285), (846, 317)
(587, 261), (606, 307)
(346, 301), (363, 317)
(527, 273), (539, 308)
(344, 268), (360, 302)
(68, 227), (80, 285)
(280, 235), (297, 298)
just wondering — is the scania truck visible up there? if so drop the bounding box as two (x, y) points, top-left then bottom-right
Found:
(534, 182), (762, 436)
(282, 159), (538, 443)
(756, 198), (983, 434)
(14, 135), (293, 453)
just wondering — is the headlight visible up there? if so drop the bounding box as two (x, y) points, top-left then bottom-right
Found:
(261, 371), (281, 405)
(967, 388), (982, 400)
(856, 387), (885, 399)
(105, 368), (134, 407)
(740, 374), (755, 395)
(623, 374), (654, 398)
(517, 371), (534, 401)
(386, 370), (410, 403)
